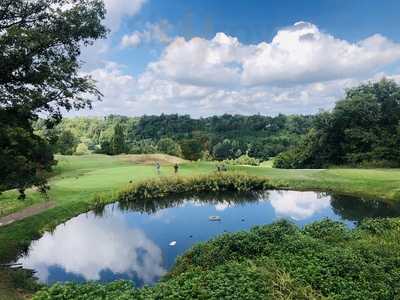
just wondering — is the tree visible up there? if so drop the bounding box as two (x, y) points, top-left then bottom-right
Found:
(275, 79), (400, 168)
(212, 140), (239, 161)
(180, 139), (204, 161)
(128, 139), (158, 154)
(0, 109), (54, 199)
(111, 123), (126, 155)
(55, 130), (78, 155)
(157, 138), (182, 157)
(0, 0), (107, 196)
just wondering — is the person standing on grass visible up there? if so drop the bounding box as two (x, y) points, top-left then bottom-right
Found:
(174, 163), (179, 174)
(156, 162), (161, 175)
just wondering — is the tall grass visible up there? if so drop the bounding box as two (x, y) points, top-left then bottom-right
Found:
(91, 172), (271, 209)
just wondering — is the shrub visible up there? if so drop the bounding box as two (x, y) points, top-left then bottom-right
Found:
(32, 218), (400, 299)
(273, 148), (299, 168)
(224, 154), (260, 166)
(179, 138), (204, 161)
(157, 138), (182, 157)
(128, 139), (158, 154)
(74, 143), (90, 155)
(117, 172), (271, 203)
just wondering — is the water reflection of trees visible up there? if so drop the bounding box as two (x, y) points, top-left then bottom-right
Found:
(330, 194), (400, 223)
(116, 191), (268, 215)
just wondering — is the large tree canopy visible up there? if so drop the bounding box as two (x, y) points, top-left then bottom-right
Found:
(0, 0), (107, 195)
(274, 79), (400, 168)
(0, 0), (107, 123)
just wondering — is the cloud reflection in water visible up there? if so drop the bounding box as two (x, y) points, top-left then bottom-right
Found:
(17, 213), (166, 284)
(270, 191), (331, 220)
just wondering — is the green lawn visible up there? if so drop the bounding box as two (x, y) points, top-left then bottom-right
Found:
(0, 155), (212, 217)
(1, 154), (400, 299)
(2, 154), (400, 218)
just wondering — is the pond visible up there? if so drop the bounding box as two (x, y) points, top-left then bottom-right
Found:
(14, 190), (400, 287)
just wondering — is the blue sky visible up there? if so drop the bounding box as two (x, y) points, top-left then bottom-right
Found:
(78, 0), (400, 117)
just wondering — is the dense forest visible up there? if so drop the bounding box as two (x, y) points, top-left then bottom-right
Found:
(35, 114), (315, 161)
(275, 79), (400, 168)
(35, 79), (400, 168)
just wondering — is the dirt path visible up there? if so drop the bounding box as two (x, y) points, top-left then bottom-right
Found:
(0, 201), (55, 227)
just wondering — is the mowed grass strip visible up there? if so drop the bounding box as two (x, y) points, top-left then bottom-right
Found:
(0, 155), (210, 217)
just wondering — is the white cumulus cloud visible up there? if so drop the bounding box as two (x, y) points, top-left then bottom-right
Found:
(149, 22), (400, 88)
(104, 0), (147, 32)
(121, 21), (173, 48)
(241, 22), (400, 86)
(78, 21), (400, 116)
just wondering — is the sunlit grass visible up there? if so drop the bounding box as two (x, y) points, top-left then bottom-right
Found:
(1, 155), (400, 218)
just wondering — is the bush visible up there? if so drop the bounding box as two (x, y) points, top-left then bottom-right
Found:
(74, 143), (90, 155)
(157, 138), (182, 157)
(89, 172), (271, 210)
(33, 218), (400, 299)
(128, 139), (158, 154)
(224, 154), (260, 166)
(179, 138), (203, 161)
(117, 172), (271, 203)
(273, 149), (299, 168)
(212, 139), (240, 160)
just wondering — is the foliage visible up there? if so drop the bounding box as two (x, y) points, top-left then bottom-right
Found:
(224, 154), (261, 166)
(157, 138), (182, 157)
(91, 172), (271, 209)
(110, 123), (127, 155)
(0, 0), (106, 195)
(0, 109), (55, 197)
(2, 155), (400, 298)
(128, 139), (158, 154)
(169, 218), (400, 299)
(32, 218), (400, 299)
(55, 130), (78, 155)
(74, 143), (90, 156)
(212, 139), (241, 160)
(35, 113), (314, 160)
(91, 172), (269, 209)
(275, 79), (400, 168)
(99, 123), (127, 155)
(179, 138), (204, 161)
(0, 0), (107, 122)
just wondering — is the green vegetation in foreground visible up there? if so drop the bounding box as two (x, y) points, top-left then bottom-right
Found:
(1, 154), (400, 298)
(33, 218), (400, 299)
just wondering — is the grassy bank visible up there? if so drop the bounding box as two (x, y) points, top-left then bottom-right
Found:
(2, 155), (399, 218)
(92, 172), (270, 210)
(32, 218), (400, 299)
(1, 154), (400, 262)
(1, 154), (400, 298)
(239, 166), (400, 201)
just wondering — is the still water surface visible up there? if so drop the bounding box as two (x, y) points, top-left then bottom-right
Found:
(15, 190), (400, 286)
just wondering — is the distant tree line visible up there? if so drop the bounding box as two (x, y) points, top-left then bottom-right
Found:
(35, 114), (315, 161)
(274, 79), (400, 168)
